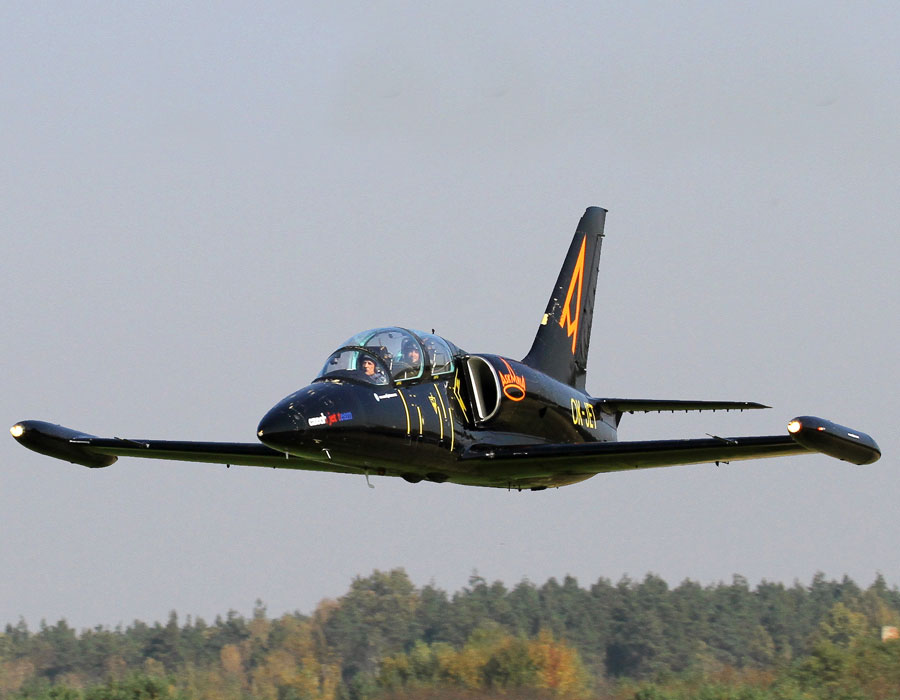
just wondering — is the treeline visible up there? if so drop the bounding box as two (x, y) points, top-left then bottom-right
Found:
(2, 569), (899, 699)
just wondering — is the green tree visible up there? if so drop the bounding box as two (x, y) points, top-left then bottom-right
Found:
(606, 574), (687, 679)
(507, 579), (543, 638)
(83, 673), (175, 700)
(142, 613), (183, 672)
(815, 602), (869, 650)
(412, 585), (454, 646)
(703, 575), (761, 668)
(666, 579), (709, 672)
(322, 568), (419, 686)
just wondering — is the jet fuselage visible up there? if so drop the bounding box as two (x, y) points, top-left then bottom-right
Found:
(257, 341), (616, 489)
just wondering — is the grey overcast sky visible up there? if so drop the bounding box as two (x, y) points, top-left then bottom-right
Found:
(3, 2), (898, 629)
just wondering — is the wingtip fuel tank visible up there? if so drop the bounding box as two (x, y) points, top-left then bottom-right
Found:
(10, 421), (117, 468)
(787, 416), (881, 465)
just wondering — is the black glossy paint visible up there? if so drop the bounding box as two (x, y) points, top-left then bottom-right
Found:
(10, 207), (881, 489)
(256, 338), (621, 488)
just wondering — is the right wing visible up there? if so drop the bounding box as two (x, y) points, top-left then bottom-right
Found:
(461, 415), (881, 471)
(462, 434), (810, 473)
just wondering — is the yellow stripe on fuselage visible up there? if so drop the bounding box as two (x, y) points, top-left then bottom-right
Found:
(397, 389), (411, 436)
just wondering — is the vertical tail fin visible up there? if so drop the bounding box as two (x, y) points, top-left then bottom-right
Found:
(521, 207), (607, 391)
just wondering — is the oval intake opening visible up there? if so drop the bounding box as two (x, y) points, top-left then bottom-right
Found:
(466, 356), (501, 423)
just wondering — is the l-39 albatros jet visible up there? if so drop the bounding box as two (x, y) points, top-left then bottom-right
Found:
(11, 208), (880, 490)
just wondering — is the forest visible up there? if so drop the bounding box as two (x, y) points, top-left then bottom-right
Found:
(2, 569), (900, 700)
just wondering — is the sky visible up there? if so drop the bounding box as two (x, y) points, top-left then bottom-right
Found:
(2, 1), (899, 630)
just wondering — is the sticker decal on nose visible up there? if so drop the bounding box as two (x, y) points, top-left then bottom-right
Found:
(309, 412), (353, 427)
(327, 412), (353, 425)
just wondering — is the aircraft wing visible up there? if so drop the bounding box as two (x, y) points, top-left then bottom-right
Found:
(9, 420), (361, 475)
(11, 416), (879, 487)
(462, 434), (810, 473)
(461, 415), (881, 471)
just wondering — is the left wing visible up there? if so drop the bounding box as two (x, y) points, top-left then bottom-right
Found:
(461, 415), (881, 471)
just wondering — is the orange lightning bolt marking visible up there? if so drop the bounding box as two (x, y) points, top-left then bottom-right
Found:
(558, 235), (586, 355)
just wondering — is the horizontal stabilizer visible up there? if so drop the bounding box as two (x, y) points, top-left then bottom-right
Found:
(598, 399), (768, 414)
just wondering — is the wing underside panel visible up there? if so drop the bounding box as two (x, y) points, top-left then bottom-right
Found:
(462, 435), (812, 473)
(84, 438), (357, 473)
(10, 420), (362, 475)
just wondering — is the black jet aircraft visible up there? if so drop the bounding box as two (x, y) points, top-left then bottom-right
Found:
(11, 207), (881, 490)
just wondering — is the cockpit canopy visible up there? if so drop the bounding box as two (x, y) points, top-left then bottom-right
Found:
(315, 327), (460, 386)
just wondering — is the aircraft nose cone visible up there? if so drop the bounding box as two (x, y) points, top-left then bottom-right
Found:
(257, 404), (302, 451)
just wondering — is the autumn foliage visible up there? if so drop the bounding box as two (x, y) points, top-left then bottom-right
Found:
(1, 569), (900, 699)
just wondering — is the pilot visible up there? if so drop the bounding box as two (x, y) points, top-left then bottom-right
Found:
(393, 339), (422, 380)
(374, 345), (392, 366)
(422, 337), (448, 374)
(359, 355), (387, 385)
